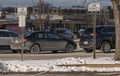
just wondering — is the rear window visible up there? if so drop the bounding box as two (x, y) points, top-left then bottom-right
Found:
(55, 30), (65, 33)
(24, 32), (32, 37)
(8, 32), (18, 37)
(101, 26), (115, 34)
(83, 27), (101, 34)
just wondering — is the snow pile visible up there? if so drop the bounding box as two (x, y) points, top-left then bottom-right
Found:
(49, 57), (85, 65)
(50, 57), (120, 72)
(0, 57), (120, 73)
(0, 60), (52, 73)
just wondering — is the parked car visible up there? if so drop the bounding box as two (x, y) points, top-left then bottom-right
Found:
(79, 25), (115, 53)
(11, 31), (76, 53)
(53, 28), (74, 39)
(0, 30), (19, 48)
(23, 31), (33, 37)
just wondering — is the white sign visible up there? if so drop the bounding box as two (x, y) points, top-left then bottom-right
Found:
(17, 7), (27, 15)
(19, 15), (26, 27)
(88, 2), (100, 11)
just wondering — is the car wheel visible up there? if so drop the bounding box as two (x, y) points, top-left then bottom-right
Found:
(100, 41), (111, 53)
(84, 48), (93, 53)
(11, 50), (18, 53)
(65, 44), (74, 53)
(30, 44), (40, 54)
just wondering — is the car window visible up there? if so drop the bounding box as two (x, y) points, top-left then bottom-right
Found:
(102, 27), (115, 34)
(66, 30), (73, 34)
(32, 32), (45, 39)
(0, 31), (8, 37)
(8, 32), (18, 37)
(83, 28), (92, 34)
(47, 32), (60, 39)
(83, 27), (101, 34)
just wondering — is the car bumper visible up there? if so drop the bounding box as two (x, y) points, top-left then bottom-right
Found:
(79, 41), (93, 49)
(10, 44), (30, 50)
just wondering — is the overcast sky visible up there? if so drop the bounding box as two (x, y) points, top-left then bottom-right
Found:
(0, 0), (112, 7)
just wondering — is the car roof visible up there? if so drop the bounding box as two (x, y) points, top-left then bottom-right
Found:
(31, 31), (54, 33)
(0, 29), (18, 33)
(54, 28), (69, 30)
(0, 29), (9, 31)
(82, 25), (115, 29)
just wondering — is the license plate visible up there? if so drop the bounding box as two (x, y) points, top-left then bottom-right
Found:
(84, 41), (88, 44)
(15, 40), (19, 43)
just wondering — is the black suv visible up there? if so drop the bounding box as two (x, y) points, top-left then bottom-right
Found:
(79, 25), (115, 53)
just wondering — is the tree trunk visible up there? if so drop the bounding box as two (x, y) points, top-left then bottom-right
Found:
(111, 0), (120, 60)
(32, 0), (44, 31)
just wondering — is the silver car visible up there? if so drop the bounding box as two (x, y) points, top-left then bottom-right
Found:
(0, 30), (19, 48)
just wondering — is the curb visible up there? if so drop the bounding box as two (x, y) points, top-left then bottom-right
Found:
(57, 64), (120, 68)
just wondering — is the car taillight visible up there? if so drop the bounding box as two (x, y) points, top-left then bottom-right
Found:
(22, 37), (28, 42)
(90, 33), (98, 36)
(79, 33), (82, 36)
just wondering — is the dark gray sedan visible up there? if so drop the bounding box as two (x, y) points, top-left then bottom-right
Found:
(10, 31), (76, 53)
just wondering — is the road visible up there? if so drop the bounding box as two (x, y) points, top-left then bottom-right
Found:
(0, 49), (114, 60)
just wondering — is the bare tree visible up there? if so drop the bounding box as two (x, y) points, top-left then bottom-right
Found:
(111, 0), (120, 60)
(32, 0), (44, 31)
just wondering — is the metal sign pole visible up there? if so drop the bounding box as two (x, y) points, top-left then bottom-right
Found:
(19, 15), (26, 61)
(93, 12), (96, 59)
(88, 2), (100, 59)
(18, 7), (27, 61)
(21, 27), (24, 61)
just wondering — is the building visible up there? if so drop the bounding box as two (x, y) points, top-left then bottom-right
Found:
(49, 6), (113, 31)
(0, 5), (114, 33)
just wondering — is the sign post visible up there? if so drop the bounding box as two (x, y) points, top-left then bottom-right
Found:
(17, 7), (27, 61)
(88, 2), (100, 59)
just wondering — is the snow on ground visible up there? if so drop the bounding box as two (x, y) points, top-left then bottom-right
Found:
(0, 57), (120, 73)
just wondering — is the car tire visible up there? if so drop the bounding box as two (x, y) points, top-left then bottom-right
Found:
(11, 50), (18, 53)
(84, 48), (93, 53)
(100, 41), (111, 53)
(30, 44), (40, 54)
(65, 44), (74, 53)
